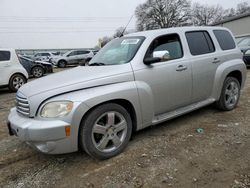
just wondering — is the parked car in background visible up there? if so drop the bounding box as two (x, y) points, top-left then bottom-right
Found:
(237, 36), (250, 67)
(0, 49), (28, 91)
(7, 27), (246, 160)
(51, 50), (94, 68)
(33, 52), (58, 62)
(242, 48), (250, 67)
(19, 56), (53, 78)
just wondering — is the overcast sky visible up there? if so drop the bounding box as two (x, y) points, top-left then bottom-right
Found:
(0, 0), (249, 49)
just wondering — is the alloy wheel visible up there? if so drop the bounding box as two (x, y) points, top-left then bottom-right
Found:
(12, 76), (25, 89)
(91, 111), (128, 153)
(225, 81), (239, 108)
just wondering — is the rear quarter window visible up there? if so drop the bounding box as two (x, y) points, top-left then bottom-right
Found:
(0, 51), (11, 61)
(213, 30), (236, 50)
(185, 31), (215, 56)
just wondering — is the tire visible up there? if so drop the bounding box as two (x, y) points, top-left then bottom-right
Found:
(79, 103), (133, 160)
(8, 74), (27, 92)
(31, 66), (44, 78)
(58, 60), (67, 68)
(216, 77), (241, 111)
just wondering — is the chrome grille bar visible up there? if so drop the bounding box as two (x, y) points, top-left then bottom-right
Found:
(16, 92), (30, 117)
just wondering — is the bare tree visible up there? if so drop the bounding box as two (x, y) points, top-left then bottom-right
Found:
(223, 8), (236, 19)
(98, 36), (113, 48)
(223, 2), (250, 20)
(191, 3), (224, 26)
(113, 27), (128, 38)
(236, 2), (250, 15)
(135, 0), (191, 31)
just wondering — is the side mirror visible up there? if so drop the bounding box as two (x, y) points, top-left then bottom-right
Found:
(153, 50), (171, 61)
(144, 57), (161, 65)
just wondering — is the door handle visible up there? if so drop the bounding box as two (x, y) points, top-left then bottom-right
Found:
(176, 65), (187, 71)
(212, 58), (220, 64)
(4, 64), (10, 67)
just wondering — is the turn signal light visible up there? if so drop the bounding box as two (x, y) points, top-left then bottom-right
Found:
(65, 126), (71, 137)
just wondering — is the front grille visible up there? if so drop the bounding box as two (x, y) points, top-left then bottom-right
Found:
(16, 92), (30, 116)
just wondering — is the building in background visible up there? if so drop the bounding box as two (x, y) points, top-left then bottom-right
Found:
(213, 12), (250, 38)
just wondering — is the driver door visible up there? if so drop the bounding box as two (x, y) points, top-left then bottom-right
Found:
(67, 51), (78, 65)
(134, 34), (192, 115)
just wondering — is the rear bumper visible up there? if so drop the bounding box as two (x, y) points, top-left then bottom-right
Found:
(8, 108), (76, 154)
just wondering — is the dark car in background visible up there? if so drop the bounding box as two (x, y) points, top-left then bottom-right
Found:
(237, 36), (250, 67)
(19, 56), (53, 78)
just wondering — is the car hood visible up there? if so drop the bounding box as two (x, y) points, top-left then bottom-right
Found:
(19, 64), (134, 98)
(18, 64), (134, 117)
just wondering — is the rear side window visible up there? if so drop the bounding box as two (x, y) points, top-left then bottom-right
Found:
(186, 31), (215, 56)
(213, 30), (236, 50)
(0, 51), (11, 61)
(77, 51), (89, 55)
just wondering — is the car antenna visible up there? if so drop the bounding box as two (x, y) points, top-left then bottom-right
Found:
(120, 15), (134, 38)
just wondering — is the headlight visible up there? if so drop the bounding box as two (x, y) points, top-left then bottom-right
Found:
(40, 101), (73, 118)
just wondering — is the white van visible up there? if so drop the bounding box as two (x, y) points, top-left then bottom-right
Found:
(0, 49), (28, 92)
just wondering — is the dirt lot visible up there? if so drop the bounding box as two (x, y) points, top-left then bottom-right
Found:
(0, 69), (250, 188)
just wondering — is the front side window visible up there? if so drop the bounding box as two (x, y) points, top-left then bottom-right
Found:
(144, 34), (183, 61)
(0, 51), (10, 61)
(89, 36), (145, 66)
(35, 53), (41, 57)
(68, 51), (77, 56)
(213, 30), (236, 50)
(186, 31), (215, 56)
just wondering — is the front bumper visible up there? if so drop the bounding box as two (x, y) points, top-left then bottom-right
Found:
(8, 108), (76, 154)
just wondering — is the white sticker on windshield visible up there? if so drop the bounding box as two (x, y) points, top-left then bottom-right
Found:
(121, 39), (140, 45)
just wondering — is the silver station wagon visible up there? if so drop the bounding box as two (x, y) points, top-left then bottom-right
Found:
(8, 27), (246, 160)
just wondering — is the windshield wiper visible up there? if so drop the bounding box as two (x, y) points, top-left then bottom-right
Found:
(89, 62), (106, 66)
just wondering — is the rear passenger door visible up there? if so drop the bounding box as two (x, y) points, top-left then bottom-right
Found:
(185, 31), (220, 103)
(76, 50), (89, 62)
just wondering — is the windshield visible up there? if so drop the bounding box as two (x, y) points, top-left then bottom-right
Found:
(19, 56), (33, 62)
(238, 37), (250, 47)
(89, 36), (145, 66)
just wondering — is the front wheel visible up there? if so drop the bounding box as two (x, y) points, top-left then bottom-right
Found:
(216, 77), (240, 111)
(8, 74), (27, 92)
(79, 103), (132, 160)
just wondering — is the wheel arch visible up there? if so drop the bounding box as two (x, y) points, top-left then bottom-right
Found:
(212, 59), (246, 100)
(77, 99), (138, 151)
(9, 72), (28, 83)
(226, 70), (242, 86)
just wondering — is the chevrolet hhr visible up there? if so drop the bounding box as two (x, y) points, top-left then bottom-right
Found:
(8, 27), (247, 160)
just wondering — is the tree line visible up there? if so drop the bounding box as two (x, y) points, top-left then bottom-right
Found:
(98, 0), (250, 47)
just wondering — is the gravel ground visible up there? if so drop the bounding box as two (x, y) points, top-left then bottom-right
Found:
(0, 69), (250, 188)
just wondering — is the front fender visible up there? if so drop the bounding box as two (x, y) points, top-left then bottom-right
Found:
(52, 82), (143, 130)
(212, 59), (247, 100)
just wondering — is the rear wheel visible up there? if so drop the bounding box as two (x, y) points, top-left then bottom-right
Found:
(58, 60), (67, 68)
(216, 77), (240, 111)
(79, 103), (132, 160)
(32, 66), (44, 78)
(8, 74), (27, 92)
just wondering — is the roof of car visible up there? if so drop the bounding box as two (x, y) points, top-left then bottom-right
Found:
(126, 26), (229, 38)
(0, 48), (16, 52)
